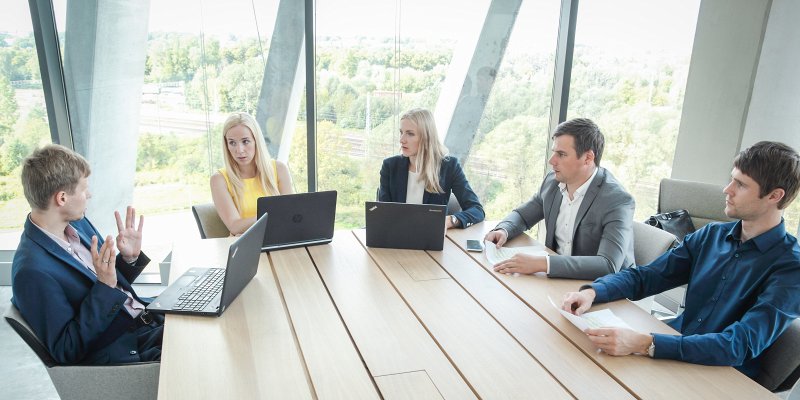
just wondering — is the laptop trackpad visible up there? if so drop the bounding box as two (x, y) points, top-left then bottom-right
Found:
(175, 275), (197, 289)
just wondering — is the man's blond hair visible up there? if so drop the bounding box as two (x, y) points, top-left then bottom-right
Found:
(21, 144), (91, 210)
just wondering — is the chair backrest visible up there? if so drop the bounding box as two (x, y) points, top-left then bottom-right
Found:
(4, 303), (58, 367)
(658, 178), (735, 229)
(632, 221), (677, 266)
(757, 319), (800, 392)
(191, 203), (230, 239)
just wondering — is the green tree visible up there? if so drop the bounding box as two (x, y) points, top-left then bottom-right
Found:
(0, 75), (18, 143)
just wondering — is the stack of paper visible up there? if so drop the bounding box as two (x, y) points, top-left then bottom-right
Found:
(547, 296), (632, 331)
(484, 241), (548, 265)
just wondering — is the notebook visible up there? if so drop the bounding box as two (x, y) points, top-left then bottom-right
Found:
(364, 201), (447, 250)
(146, 213), (267, 316)
(256, 190), (337, 251)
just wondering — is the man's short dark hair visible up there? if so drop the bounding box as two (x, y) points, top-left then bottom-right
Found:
(733, 141), (800, 209)
(552, 118), (604, 166)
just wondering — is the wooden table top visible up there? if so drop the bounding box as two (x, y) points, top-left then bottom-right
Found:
(157, 222), (775, 399)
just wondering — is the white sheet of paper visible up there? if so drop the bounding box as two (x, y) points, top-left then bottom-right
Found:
(484, 242), (548, 265)
(547, 295), (632, 332)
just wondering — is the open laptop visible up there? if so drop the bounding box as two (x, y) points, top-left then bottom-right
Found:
(146, 213), (267, 317)
(256, 190), (337, 251)
(365, 201), (447, 250)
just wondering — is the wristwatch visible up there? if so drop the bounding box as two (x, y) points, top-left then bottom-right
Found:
(647, 335), (656, 357)
(450, 215), (459, 227)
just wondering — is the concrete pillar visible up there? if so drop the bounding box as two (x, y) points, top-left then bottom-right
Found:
(740, 0), (800, 152)
(255, 0), (305, 163)
(63, 0), (150, 234)
(671, 0), (770, 185)
(441, 0), (521, 163)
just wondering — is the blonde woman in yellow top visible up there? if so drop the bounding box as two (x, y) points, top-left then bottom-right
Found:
(211, 112), (294, 235)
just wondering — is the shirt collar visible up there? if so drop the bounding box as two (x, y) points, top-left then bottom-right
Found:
(558, 167), (598, 198)
(725, 218), (787, 252)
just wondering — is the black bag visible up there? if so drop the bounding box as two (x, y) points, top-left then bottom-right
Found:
(645, 209), (695, 241)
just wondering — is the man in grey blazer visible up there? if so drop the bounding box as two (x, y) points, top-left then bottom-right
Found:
(485, 118), (635, 280)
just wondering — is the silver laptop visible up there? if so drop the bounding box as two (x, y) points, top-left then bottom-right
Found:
(365, 201), (447, 250)
(146, 213), (267, 316)
(256, 190), (337, 251)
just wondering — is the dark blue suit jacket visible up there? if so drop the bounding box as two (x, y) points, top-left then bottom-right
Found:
(11, 216), (157, 365)
(379, 155), (485, 228)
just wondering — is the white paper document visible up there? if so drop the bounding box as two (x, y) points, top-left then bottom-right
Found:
(484, 241), (548, 265)
(547, 296), (632, 332)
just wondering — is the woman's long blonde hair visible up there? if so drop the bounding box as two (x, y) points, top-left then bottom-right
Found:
(402, 108), (447, 193)
(221, 112), (280, 212)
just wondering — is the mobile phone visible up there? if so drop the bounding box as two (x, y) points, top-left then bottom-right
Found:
(466, 239), (483, 252)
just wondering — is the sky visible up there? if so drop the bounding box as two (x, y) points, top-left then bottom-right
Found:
(2, 0), (699, 57)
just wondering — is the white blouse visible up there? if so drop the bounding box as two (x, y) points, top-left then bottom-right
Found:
(406, 170), (425, 204)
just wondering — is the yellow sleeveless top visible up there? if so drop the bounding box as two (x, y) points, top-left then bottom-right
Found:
(219, 160), (279, 218)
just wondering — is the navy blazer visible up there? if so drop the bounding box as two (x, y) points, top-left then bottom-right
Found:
(11, 216), (157, 365)
(379, 155), (485, 228)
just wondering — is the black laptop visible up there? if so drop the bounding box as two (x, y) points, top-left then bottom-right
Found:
(256, 190), (337, 251)
(365, 201), (447, 250)
(146, 213), (267, 316)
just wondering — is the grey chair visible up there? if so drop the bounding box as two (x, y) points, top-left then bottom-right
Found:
(632, 221), (677, 266)
(756, 319), (800, 393)
(631, 221), (677, 313)
(4, 304), (160, 400)
(191, 203), (230, 239)
(658, 178), (735, 229)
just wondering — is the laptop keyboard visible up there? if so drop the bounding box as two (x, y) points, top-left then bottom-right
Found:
(174, 268), (225, 312)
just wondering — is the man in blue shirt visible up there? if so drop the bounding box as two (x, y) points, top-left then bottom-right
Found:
(562, 141), (800, 379)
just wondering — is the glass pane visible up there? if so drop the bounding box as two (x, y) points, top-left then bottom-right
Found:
(53, 0), (300, 261)
(315, 0), (402, 228)
(315, 0), (559, 229)
(0, 4), (53, 247)
(463, 2), (560, 230)
(567, 0), (701, 221)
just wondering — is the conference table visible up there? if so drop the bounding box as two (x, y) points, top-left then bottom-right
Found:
(158, 222), (774, 399)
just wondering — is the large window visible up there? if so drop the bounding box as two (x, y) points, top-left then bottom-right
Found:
(567, 0), (701, 221)
(462, 2), (560, 224)
(314, 0), (560, 228)
(0, 3), (53, 244)
(49, 0), (305, 258)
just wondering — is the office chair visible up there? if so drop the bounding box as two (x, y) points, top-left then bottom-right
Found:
(191, 203), (230, 239)
(4, 304), (160, 400)
(631, 221), (677, 313)
(632, 221), (677, 266)
(658, 178), (735, 229)
(756, 319), (800, 392)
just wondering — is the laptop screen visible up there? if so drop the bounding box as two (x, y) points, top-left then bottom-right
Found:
(256, 191), (337, 249)
(218, 212), (268, 312)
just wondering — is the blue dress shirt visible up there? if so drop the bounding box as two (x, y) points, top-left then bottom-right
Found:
(590, 219), (800, 378)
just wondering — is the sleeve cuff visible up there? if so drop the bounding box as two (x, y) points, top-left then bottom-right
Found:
(545, 255), (550, 274)
(651, 333), (680, 360)
(590, 283), (611, 303)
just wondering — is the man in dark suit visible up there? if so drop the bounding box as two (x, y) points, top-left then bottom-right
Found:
(11, 144), (163, 365)
(485, 118), (635, 280)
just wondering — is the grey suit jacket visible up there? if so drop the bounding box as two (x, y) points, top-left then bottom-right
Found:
(495, 168), (635, 279)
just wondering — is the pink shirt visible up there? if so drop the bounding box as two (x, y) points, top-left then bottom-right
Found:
(30, 217), (145, 318)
